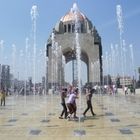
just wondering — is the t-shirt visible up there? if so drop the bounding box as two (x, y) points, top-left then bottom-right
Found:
(67, 93), (76, 104)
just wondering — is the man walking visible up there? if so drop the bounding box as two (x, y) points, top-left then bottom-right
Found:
(59, 88), (68, 119)
(83, 88), (96, 117)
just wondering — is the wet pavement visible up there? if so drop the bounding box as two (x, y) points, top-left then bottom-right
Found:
(0, 89), (140, 140)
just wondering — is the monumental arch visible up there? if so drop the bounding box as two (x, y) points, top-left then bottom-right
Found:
(46, 4), (102, 88)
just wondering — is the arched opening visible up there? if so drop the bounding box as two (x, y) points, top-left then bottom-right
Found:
(65, 60), (87, 86)
(62, 48), (89, 86)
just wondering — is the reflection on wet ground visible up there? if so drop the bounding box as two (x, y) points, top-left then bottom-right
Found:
(0, 89), (140, 140)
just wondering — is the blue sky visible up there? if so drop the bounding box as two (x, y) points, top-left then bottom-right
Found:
(0, 0), (140, 83)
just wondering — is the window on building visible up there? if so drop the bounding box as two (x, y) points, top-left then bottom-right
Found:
(68, 24), (71, 33)
(64, 25), (66, 32)
(81, 23), (84, 33)
(72, 24), (75, 33)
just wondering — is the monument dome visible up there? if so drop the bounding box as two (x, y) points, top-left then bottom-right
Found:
(54, 3), (93, 34)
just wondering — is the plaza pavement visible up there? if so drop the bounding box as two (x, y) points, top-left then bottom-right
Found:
(0, 89), (140, 140)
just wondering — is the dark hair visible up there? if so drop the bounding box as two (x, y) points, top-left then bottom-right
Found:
(90, 88), (95, 94)
(75, 88), (79, 93)
(64, 88), (67, 92)
(62, 88), (67, 92)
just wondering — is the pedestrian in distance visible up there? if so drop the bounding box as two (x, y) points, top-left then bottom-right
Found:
(0, 89), (6, 106)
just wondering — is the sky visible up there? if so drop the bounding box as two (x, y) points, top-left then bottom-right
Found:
(0, 0), (140, 84)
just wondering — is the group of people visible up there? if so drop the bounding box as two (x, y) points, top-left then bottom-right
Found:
(0, 85), (96, 120)
(124, 85), (136, 95)
(59, 86), (96, 120)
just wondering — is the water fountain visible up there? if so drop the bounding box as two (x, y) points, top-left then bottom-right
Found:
(116, 5), (125, 89)
(51, 32), (55, 91)
(62, 55), (66, 87)
(110, 44), (115, 78)
(129, 44), (135, 77)
(122, 40), (127, 77)
(21, 38), (29, 115)
(42, 44), (49, 122)
(0, 40), (4, 63)
(105, 51), (109, 86)
(114, 44), (120, 76)
(129, 44), (136, 88)
(72, 3), (85, 136)
(30, 5), (38, 102)
(58, 45), (62, 88)
(0, 40), (4, 90)
(10, 44), (17, 122)
(48, 32), (56, 116)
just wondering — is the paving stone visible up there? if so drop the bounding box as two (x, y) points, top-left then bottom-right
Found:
(73, 130), (86, 136)
(105, 112), (114, 116)
(8, 119), (17, 122)
(86, 125), (96, 127)
(110, 118), (120, 122)
(119, 128), (133, 134)
(21, 113), (28, 116)
(41, 119), (50, 123)
(29, 129), (41, 135)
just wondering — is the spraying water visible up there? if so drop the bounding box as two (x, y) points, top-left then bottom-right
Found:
(11, 44), (16, 119)
(115, 44), (119, 76)
(73, 2), (81, 119)
(72, 3), (86, 136)
(31, 5), (38, 98)
(49, 32), (56, 116)
(110, 44), (115, 77)
(0, 40), (4, 64)
(122, 40), (127, 77)
(23, 38), (29, 110)
(58, 45), (62, 88)
(44, 44), (48, 121)
(116, 5), (125, 88)
(51, 32), (55, 90)
(129, 44), (135, 78)
(0, 40), (4, 90)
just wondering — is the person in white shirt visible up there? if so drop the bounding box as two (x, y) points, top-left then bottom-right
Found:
(66, 87), (78, 120)
(124, 86), (128, 95)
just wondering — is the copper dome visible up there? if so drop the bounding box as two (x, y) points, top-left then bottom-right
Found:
(61, 11), (86, 22)
(60, 3), (86, 22)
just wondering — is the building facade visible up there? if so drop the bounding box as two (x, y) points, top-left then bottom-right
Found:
(0, 64), (10, 91)
(46, 4), (102, 88)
